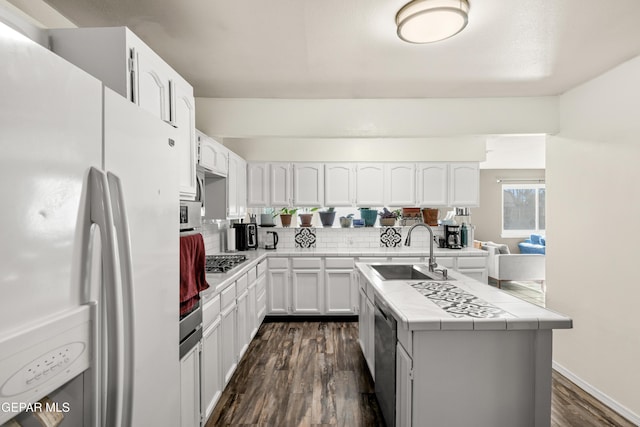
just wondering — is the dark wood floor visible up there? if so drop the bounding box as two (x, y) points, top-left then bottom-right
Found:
(206, 321), (635, 427)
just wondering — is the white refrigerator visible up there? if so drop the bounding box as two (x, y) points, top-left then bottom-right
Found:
(0, 21), (180, 427)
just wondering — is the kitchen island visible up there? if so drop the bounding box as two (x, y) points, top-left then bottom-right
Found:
(356, 262), (572, 427)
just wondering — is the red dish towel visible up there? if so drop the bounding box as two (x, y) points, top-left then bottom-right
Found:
(179, 233), (210, 315)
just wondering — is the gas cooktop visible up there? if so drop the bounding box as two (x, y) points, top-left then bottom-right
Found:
(205, 254), (247, 273)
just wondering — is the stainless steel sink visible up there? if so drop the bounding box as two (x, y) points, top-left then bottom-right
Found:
(370, 264), (452, 281)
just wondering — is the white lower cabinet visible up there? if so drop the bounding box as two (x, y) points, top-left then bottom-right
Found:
(256, 274), (267, 323)
(220, 301), (237, 385)
(180, 342), (200, 427)
(325, 269), (357, 314)
(291, 260), (323, 314)
(247, 281), (257, 339)
(236, 289), (249, 358)
(201, 319), (222, 421)
(396, 342), (413, 427)
(267, 258), (290, 314)
(358, 283), (375, 379)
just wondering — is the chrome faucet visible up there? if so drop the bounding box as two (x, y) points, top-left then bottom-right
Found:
(404, 223), (438, 272)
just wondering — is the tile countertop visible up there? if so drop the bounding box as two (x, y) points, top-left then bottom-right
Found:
(200, 247), (487, 298)
(356, 262), (572, 332)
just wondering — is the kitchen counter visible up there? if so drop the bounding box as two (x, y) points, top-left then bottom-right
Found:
(201, 247), (487, 298)
(356, 262), (571, 331)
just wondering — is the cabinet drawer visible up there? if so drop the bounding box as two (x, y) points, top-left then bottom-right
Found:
(437, 257), (455, 268)
(358, 257), (387, 263)
(325, 257), (354, 269)
(220, 283), (236, 310)
(236, 274), (248, 294)
(257, 260), (267, 276)
(247, 266), (257, 284)
(457, 256), (487, 268)
(390, 257), (421, 263)
(268, 258), (289, 269)
(202, 294), (220, 330)
(291, 257), (322, 269)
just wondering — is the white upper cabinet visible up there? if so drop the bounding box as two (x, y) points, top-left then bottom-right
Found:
(292, 163), (324, 206)
(417, 163), (449, 207)
(173, 78), (197, 200)
(49, 27), (197, 199)
(248, 162), (291, 207)
(270, 163), (292, 207)
(325, 163), (355, 207)
(384, 163), (416, 206)
(227, 152), (247, 218)
(356, 164), (385, 207)
(197, 131), (228, 176)
(133, 43), (171, 122)
(247, 163), (269, 207)
(449, 162), (479, 207)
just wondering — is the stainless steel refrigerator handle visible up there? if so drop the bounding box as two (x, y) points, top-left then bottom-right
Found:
(107, 172), (135, 427)
(89, 167), (125, 427)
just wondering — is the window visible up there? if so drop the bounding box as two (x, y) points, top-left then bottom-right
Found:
(502, 184), (545, 238)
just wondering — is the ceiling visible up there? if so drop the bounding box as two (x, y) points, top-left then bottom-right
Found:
(20, 0), (640, 99)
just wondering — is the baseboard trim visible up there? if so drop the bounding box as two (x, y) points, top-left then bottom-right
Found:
(264, 315), (358, 323)
(553, 361), (640, 425)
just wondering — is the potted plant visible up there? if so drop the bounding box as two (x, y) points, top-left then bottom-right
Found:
(318, 207), (337, 227)
(359, 207), (378, 227)
(277, 207), (298, 227)
(298, 207), (318, 227)
(339, 213), (354, 228)
(379, 208), (400, 226)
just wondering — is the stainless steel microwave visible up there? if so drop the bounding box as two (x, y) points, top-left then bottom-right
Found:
(179, 200), (201, 231)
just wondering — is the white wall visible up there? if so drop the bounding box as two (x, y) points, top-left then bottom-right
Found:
(195, 97), (559, 138)
(548, 55), (640, 421)
(224, 137), (485, 162)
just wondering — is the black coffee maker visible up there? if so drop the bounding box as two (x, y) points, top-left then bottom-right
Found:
(444, 225), (462, 249)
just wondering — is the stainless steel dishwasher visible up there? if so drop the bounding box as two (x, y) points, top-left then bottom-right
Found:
(374, 295), (397, 427)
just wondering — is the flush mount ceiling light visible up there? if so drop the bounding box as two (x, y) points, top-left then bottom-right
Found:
(396, 0), (470, 44)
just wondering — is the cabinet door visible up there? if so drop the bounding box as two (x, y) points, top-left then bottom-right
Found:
(174, 80), (197, 200)
(267, 269), (290, 314)
(198, 132), (227, 176)
(201, 320), (221, 421)
(237, 158), (247, 217)
(132, 45), (171, 122)
(365, 295), (375, 378)
(270, 163), (292, 206)
(180, 342), (200, 427)
(236, 290), (249, 358)
(449, 162), (479, 207)
(247, 163), (269, 207)
(325, 269), (357, 314)
(227, 153), (239, 218)
(325, 163), (355, 206)
(220, 304), (237, 384)
(256, 274), (267, 323)
(396, 342), (413, 427)
(248, 283), (257, 339)
(292, 163), (324, 206)
(356, 163), (385, 207)
(417, 163), (448, 206)
(291, 269), (323, 314)
(358, 286), (368, 356)
(385, 163), (416, 206)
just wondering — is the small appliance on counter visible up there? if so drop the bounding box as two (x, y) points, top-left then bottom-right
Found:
(444, 225), (462, 249)
(233, 222), (258, 250)
(264, 231), (279, 250)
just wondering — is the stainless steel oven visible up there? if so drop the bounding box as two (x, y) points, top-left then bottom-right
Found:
(375, 295), (397, 427)
(180, 200), (201, 231)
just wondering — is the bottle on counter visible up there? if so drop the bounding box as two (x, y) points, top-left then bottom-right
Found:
(461, 223), (468, 247)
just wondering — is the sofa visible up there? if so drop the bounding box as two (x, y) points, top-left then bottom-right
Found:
(482, 242), (545, 289)
(518, 234), (546, 254)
